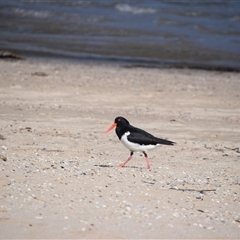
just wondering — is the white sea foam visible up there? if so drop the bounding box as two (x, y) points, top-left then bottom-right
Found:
(13, 8), (50, 19)
(115, 3), (156, 15)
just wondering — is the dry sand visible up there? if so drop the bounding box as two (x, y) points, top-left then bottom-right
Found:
(0, 57), (240, 239)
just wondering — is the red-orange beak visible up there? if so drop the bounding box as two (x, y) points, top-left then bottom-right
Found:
(105, 122), (116, 133)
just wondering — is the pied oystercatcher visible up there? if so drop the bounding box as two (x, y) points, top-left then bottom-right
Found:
(105, 116), (175, 169)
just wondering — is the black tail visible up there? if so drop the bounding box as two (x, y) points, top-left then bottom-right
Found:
(157, 138), (175, 146)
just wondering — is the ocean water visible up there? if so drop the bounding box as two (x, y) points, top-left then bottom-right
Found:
(1, 0), (240, 70)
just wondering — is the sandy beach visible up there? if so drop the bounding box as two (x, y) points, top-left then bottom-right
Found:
(0, 57), (240, 239)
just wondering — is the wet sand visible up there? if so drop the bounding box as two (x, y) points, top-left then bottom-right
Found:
(0, 57), (240, 239)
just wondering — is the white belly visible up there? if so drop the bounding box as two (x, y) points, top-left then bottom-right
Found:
(120, 131), (158, 152)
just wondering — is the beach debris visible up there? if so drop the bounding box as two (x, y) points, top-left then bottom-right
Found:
(233, 216), (240, 223)
(0, 154), (7, 161)
(0, 50), (23, 59)
(0, 134), (6, 140)
(19, 127), (33, 132)
(41, 148), (64, 152)
(1, 145), (7, 150)
(94, 164), (113, 168)
(25, 127), (32, 132)
(141, 180), (155, 185)
(224, 147), (240, 153)
(169, 187), (217, 194)
(31, 72), (48, 77)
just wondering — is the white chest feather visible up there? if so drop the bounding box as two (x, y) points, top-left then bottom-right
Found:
(120, 131), (158, 152)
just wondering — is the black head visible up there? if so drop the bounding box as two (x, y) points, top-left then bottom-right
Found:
(105, 116), (130, 134)
(114, 116), (130, 127)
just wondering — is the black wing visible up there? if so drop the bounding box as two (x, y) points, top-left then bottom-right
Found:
(124, 125), (175, 146)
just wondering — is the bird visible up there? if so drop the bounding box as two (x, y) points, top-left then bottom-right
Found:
(105, 116), (175, 169)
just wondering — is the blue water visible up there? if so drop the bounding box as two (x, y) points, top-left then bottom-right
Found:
(1, 0), (240, 70)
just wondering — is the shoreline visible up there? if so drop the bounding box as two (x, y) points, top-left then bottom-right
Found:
(0, 56), (240, 238)
(1, 48), (240, 73)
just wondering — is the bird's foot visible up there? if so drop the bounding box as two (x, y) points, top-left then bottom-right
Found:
(118, 163), (125, 168)
(146, 164), (150, 169)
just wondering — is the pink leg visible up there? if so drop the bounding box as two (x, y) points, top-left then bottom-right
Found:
(143, 152), (150, 169)
(118, 152), (133, 167)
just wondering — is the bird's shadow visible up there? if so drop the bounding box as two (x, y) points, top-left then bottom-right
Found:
(94, 164), (141, 169)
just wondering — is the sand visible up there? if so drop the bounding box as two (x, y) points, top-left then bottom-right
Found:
(0, 57), (240, 239)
